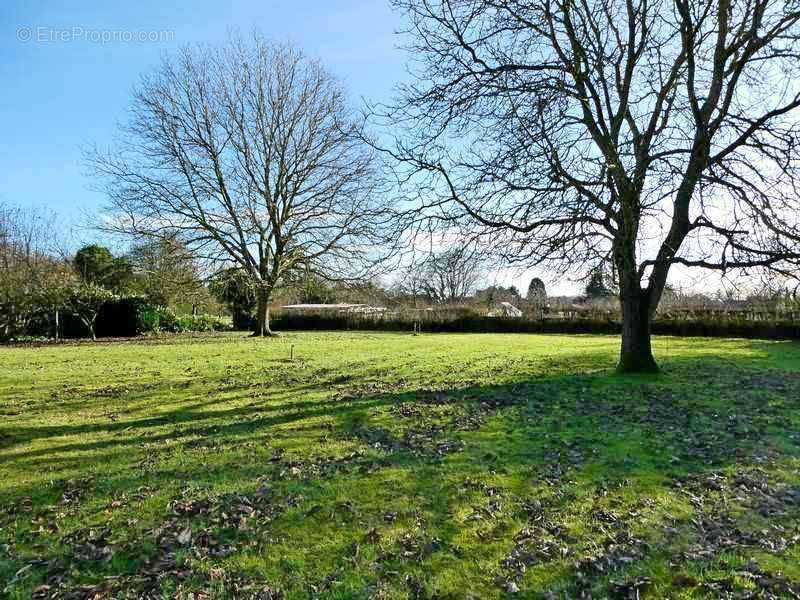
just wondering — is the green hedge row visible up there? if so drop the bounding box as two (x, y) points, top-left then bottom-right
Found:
(24, 297), (231, 339)
(268, 313), (800, 340)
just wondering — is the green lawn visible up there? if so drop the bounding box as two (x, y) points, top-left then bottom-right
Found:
(1, 332), (800, 599)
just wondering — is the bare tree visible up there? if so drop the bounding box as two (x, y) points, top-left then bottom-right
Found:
(409, 246), (483, 303)
(382, 0), (800, 371)
(127, 236), (209, 312)
(0, 203), (73, 340)
(90, 34), (391, 336)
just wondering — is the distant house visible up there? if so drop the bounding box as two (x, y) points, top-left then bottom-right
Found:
(281, 303), (387, 315)
(487, 302), (523, 318)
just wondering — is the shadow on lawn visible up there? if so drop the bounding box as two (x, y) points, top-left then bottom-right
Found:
(1, 350), (798, 501)
(2, 348), (800, 597)
(0, 342), (622, 453)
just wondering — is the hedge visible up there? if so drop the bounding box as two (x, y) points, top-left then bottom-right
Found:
(268, 313), (800, 341)
(17, 297), (231, 340)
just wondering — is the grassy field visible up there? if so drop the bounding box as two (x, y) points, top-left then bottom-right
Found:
(1, 332), (800, 599)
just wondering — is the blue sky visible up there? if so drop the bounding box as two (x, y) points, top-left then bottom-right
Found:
(0, 0), (405, 234)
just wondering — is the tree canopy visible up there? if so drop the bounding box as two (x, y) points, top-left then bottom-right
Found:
(74, 244), (135, 293)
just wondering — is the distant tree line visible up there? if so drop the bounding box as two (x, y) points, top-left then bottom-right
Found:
(3, 198), (798, 343)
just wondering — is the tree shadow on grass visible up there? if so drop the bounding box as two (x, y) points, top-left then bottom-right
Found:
(2, 350), (800, 597)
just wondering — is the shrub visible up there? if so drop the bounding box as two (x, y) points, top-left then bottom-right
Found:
(174, 313), (232, 332)
(269, 311), (800, 341)
(79, 296), (174, 337)
(208, 268), (256, 330)
(95, 296), (152, 337)
(134, 306), (230, 334)
(137, 302), (166, 334)
(151, 306), (182, 333)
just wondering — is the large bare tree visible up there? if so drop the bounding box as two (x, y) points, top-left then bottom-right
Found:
(383, 0), (800, 371)
(91, 35), (390, 336)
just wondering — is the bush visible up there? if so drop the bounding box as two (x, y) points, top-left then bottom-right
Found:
(208, 268), (256, 330)
(95, 296), (153, 337)
(59, 297), (229, 338)
(5, 287), (231, 341)
(174, 313), (232, 333)
(134, 306), (231, 334)
(136, 302), (166, 334)
(4, 295), (155, 340)
(268, 311), (800, 341)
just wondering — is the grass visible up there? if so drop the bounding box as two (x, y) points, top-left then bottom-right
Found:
(1, 331), (799, 599)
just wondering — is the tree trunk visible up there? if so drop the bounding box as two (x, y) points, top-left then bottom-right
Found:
(2, 305), (10, 341)
(253, 288), (277, 337)
(79, 314), (97, 341)
(84, 320), (96, 341)
(618, 291), (659, 373)
(614, 188), (660, 374)
(5, 303), (14, 340)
